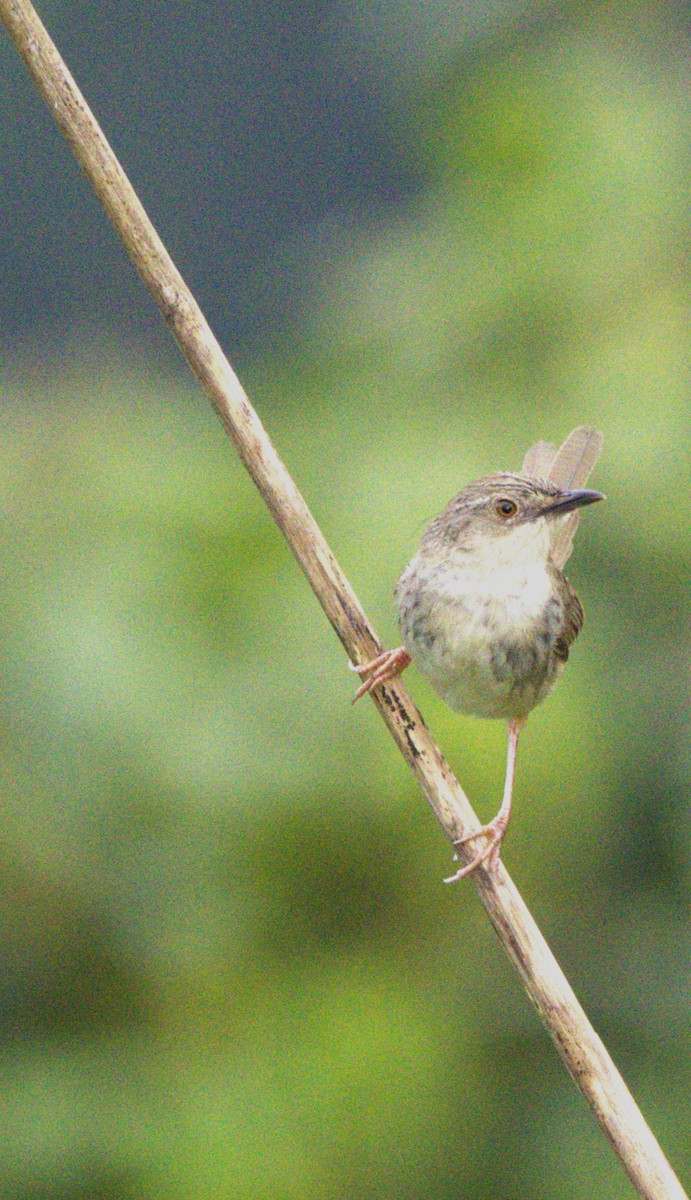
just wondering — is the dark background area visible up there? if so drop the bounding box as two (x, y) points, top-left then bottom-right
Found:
(0, 1), (688, 1197)
(2, 0), (421, 359)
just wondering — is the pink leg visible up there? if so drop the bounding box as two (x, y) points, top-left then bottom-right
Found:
(445, 717), (525, 883)
(349, 647), (411, 702)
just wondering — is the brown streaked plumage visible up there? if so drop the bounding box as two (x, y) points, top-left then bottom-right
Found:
(352, 428), (604, 880)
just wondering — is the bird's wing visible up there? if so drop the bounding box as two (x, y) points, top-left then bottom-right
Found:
(521, 439), (558, 480)
(548, 564), (585, 659)
(547, 427), (603, 567)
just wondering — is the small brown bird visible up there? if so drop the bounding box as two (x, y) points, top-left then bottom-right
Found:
(352, 428), (604, 880)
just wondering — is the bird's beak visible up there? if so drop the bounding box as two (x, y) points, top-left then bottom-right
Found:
(539, 488), (605, 517)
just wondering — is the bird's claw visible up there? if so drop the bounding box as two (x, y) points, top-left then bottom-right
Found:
(349, 647), (411, 702)
(444, 819), (509, 882)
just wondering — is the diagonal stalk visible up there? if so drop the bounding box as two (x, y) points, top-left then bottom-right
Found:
(0, 3), (685, 1197)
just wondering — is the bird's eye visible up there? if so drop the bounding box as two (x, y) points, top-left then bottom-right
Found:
(495, 498), (518, 518)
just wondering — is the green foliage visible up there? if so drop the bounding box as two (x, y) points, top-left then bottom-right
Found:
(0, 11), (688, 1199)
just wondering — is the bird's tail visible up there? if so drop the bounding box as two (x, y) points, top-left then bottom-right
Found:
(522, 427), (603, 566)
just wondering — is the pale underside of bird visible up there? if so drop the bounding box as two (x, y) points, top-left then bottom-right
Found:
(352, 427), (604, 881)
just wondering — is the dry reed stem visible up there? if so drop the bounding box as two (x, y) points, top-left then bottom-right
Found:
(0, 3), (686, 1198)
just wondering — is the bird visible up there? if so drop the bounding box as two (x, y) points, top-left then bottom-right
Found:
(351, 427), (604, 880)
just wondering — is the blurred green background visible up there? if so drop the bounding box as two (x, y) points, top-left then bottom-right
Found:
(0, 2), (688, 1198)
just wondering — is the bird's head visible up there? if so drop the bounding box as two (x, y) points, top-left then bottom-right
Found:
(425, 473), (604, 560)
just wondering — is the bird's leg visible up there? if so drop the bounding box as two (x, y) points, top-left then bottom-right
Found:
(445, 717), (525, 882)
(349, 647), (411, 702)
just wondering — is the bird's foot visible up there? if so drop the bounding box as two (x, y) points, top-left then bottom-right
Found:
(349, 647), (411, 702)
(444, 817), (509, 883)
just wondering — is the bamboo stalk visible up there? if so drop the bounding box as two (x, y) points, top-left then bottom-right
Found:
(0, 3), (685, 1197)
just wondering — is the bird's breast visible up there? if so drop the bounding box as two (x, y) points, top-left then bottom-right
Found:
(397, 551), (565, 719)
